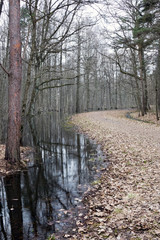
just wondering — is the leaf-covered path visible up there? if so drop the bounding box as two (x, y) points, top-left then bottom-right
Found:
(69, 110), (160, 240)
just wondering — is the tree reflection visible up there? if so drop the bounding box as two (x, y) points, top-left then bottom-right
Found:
(4, 174), (23, 240)
(0, 200), (7, 240)
(0, 112), (100, 239)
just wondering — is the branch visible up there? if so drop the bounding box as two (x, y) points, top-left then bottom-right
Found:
(97, 49), (141, 80)
(36, 74), (84, 88)
(0, 63), (10, 75)
(114, 50), (141, 80)
(37, 83), (74, 91)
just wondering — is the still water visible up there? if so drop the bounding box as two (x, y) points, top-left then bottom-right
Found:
(0, 113), (104, 240)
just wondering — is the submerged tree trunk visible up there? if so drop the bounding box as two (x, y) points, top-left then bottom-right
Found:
(5, 0), (22, 163)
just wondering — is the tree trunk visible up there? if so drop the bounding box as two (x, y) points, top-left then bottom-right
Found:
(157, 41), (160, 111)
(76, 28), (81, 113)
(115, 64), (118, 109)
(86, 69), (90, 111)
(5, 0), (22, 163)
(131, 49), (143, 114)
(155, 77), (159, 121)
(21, 5), (37, 121)
(138, 44), (148, 115)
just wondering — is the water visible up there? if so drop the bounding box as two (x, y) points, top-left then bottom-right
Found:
(0, 113), (105, 240)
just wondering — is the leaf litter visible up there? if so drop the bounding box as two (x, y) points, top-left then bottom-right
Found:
(67, 110), (160, 240)
(0, 145), (34, 175)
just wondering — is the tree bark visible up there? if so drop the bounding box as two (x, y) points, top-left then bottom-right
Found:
(157, 41), (160, 111)
(138, 44), (148, 115)
(5, 0), (22, 163)
(155, 77), (159, 120)
(76, 27), (81, 113)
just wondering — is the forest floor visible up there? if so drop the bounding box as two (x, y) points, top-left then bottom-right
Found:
(0, 145), (33, 175)
(65, 109), (160, 240)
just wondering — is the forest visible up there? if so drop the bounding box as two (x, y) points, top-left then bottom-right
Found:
(0, 0), (160, 146)
(0, 0), (160, 239)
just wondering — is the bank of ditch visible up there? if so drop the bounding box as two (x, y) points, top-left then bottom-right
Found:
(67, 110), (160, 240)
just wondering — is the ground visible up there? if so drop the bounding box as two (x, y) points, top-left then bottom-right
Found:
(0, 145), (32, 175)
(1, 110), (160, 239)
(65, 110), (160, 240)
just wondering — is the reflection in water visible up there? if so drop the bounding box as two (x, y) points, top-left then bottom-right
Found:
(4, 174), (23, 240)
(0, 113), (103, 239)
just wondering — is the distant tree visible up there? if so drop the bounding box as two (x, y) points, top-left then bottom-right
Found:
(76, 24), (81, 113)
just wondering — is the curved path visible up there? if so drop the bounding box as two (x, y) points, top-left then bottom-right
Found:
(70, 110), (160, 240)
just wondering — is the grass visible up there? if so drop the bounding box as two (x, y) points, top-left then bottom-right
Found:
(91, 179), (101, 185)
(47, 235), (55, 240)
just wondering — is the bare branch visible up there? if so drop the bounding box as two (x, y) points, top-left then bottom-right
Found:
(114, 50), (141, 80)
(37, 83), (74, 91)
(36, 74), (85, 88)
(0, 63), (10, 75)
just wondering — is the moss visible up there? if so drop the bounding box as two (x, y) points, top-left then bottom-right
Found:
(89, 158), (95, 162)
(47, 235), (55, 240)
(127, 192), (136, 199)
(114, 208), (123, 214)
(61, 117), (75, 131)
(101, 234), (110, 238)
(91, 179), (101, 185)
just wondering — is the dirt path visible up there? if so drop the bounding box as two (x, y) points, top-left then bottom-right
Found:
(68, 110), (160, 240)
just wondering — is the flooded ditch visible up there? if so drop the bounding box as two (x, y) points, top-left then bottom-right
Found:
(0, 113), (106, 240)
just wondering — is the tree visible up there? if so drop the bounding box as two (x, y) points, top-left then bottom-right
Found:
(155, 40), (160, 120)
(141, 0), (160, 113)
(76, 22), (82, 113)
(106, 0), (152, 115)
(5, 0), (22, 163)
(0, 0), (3, 16)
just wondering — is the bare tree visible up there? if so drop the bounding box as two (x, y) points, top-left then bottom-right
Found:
(76, 22), (81, 113)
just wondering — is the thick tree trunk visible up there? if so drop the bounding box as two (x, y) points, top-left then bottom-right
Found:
(131, 50), (143, 114)
(138, 44), (148, 115)
(5, 0), (22, 163)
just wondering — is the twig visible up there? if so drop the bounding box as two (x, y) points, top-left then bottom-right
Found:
(0, 63), (10, 76)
